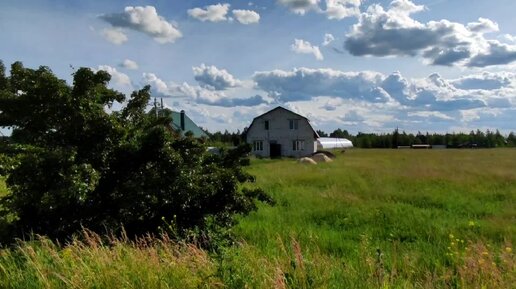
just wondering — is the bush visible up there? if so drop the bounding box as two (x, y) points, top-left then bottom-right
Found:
(0, 61), (269, 244)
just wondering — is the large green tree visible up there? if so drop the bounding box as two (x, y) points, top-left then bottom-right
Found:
(0, 61), (269, 243)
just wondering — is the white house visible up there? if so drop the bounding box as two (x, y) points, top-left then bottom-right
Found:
(246, 106), (319, 158)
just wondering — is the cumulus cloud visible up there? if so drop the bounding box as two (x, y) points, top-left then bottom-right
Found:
(344, 0), (516, 67)
(500, 34), (516, 43)
(407, 111), (453, 121)
(141, 73), (265, 107)
(466, 17), (499, 34)
(324, 0), (361, 20)
(232, 9), (260, 24)
(192, 64), (242, 90)
(291, 39), (324, 60)
(467, 41), (516, 67)
(451, 72), (514, 90)
(340, 110), (365, 122)
(322, 33), (335, 46)
(96, 65), (133, 91)
(101, 28), (128, 45)
(100, 6), (182, 43)
(188, 3), (230, 22)
(278, 0), (360, 19)
(253, 67), (516, 113)
(277, 0), (320, 15)
(254, 67), (387, 102)
(120, 59), (138, 70)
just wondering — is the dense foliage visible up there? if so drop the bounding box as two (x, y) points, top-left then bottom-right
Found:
(209, 126), (515, 149)
(0, 61), (270, 243)
(325, 128), (516, 148)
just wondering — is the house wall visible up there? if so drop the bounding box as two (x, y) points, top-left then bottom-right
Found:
(246, 109), (317, 158)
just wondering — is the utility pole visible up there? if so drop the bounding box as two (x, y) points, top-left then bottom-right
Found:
(154, 98), (158, 118)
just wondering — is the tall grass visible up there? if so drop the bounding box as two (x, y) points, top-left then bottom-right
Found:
(235, 149), (515, 287)
(0, 149), (514, 288)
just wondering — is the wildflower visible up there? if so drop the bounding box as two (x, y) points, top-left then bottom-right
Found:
(506, 247), (512, 253)
(482, 251), (489, 256)
(449, 233), (454, 239)
(468, 220), (475, 227)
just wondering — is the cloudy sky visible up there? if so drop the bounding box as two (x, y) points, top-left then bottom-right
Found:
(1, 0), (516, 134)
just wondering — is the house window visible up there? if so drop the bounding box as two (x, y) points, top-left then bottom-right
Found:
(289, 119), (299, 130)
(253, 140), (263, 151)
(292, 140), (304, 151)
(264, 120), (269, 130)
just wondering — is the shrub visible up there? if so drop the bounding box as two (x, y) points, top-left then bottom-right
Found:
(0, 61), (269, 244)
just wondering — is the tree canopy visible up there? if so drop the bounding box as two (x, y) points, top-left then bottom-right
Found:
(0, 61), (270, 244)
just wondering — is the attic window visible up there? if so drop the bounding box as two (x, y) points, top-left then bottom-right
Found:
(264, 120), (269, 130)
(289, 119), (299, 130)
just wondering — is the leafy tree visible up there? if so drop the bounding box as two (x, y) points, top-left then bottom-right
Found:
(0, 61), (270, 243)
(316, 130), (328, 137)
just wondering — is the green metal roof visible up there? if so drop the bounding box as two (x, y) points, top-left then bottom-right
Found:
(170, 111), (208, 138)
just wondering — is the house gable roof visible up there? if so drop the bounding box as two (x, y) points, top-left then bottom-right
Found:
(170, 111), (207, 138)
(247, 106), (319, 139)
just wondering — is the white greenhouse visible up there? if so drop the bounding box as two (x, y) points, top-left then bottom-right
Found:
(317, 137), (354, 150)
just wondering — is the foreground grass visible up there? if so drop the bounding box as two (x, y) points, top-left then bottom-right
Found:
(236, 149), (515, 287)
(0, 149), (515, 288)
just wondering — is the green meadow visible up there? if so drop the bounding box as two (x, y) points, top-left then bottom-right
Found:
(0, 149), (515, 288)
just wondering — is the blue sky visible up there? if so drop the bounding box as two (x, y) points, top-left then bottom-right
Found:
(1, 0), (516, 134)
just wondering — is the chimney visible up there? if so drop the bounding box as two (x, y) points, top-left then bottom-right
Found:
(180, 110), (185, 131)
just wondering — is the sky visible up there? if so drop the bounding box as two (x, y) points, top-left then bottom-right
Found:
(1, 0), (516, 134)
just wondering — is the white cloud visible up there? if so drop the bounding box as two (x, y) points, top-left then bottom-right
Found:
(139, 67), (516, 133)
(322, 33), (335, 46)
(188, 3), (230, 22)
(253, 67), (516, 113)
(232, 9), (260, 24)
(100, 6), (182, 44)
(467, 41), (516, 67)
(141, 72), (266, 107)
(96, 65), (133, 92)
(466, 17), (499, 34)
(277, 0), (320, 15)
(500, 34), (516, 43)
(291, 39), (324, 60)
(408, 111), (453, 120)
(192, 64), (242, 90)
(325, 0), (361, 20)
(100, 28), (128, 45)
(278, 0), (361, 19)
(344, 0), (516, 67)
(120, 59), (139, 70)
(255, 67), (389, 102)
(451, 72), (514, 90)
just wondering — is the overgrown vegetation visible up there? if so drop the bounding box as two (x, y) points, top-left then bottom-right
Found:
(0, 60), (269, 243)
(0, 149), (514, 288)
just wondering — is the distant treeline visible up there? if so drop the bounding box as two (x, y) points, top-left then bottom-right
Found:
(207, 128), (516, 148)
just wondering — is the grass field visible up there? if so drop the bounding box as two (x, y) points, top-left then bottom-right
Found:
(0, 149), (514, 288)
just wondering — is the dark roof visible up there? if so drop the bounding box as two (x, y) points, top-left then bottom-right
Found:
(247, 106), (319, 138)
(170, 111), (207, 138)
